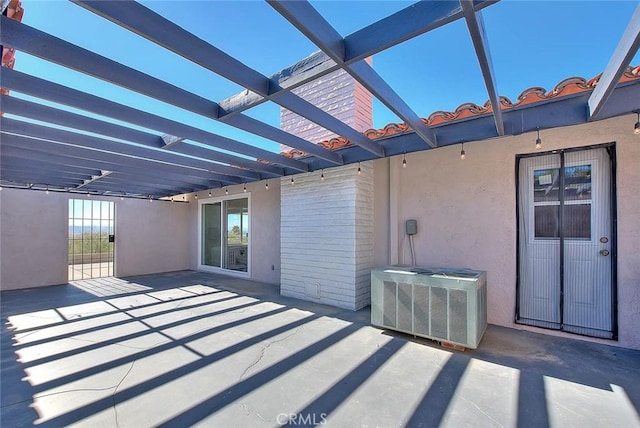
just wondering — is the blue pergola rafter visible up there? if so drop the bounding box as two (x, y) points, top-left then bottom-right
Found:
(0, 15), (308, 172)
(267, 0), (437, 148)
(0, 69), (284, 177)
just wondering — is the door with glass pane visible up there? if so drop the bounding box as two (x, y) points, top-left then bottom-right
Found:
(517, 147), (615, 339)
(201, 197), (249, 273)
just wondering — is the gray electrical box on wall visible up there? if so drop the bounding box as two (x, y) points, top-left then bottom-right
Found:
(406, 219), (417, 235)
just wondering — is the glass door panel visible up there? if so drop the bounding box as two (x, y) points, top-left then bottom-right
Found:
(202, 202), (221, 267)
(224, 198), (248, 272)
(201, 197), (249, 273)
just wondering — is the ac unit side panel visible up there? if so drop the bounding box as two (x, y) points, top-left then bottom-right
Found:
(370, 267), (487, 349)
(450, 288), (468, 345)
(430, 287), (448, 340)
(370, 273), (384, 327)
(413, 284), (430, 336)
(383, 280), (397, 328)
(398, 282), (413, 332)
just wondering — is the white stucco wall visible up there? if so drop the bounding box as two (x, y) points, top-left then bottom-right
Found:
(114, 197), (191, 277)
(187, 179), (281, 285)
(0, 188), (68, 289)
(280, 163), (374, 310)
(378, 114), (639, 349)
(0, 190), (191, 290)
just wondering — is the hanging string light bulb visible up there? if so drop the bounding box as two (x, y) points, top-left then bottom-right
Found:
(535, 127), (542, 149)
(460, 143), (466, 160)
(402, 153), (407, 168)
(265, 180), (269, 190)
(357, 162), (361, 175)
(320, 169), (325, 182)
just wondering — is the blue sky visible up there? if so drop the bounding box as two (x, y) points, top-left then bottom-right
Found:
(11, 1), (640, 155)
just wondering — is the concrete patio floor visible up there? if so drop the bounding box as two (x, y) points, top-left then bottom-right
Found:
(1, 271), (638, 427)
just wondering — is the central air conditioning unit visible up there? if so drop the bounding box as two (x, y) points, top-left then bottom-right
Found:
(371, 266), (487, 349)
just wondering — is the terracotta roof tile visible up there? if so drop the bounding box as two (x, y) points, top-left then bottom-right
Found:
(1, 0), (24, 101)
(281, 65), (640, 158)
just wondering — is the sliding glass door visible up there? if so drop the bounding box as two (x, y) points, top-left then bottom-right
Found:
(200, 196), (249, 274)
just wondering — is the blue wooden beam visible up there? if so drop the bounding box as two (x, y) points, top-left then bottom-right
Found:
(266, 0), (344, 59)
(270, 92), (385, 156)
(0, 69), (285, 176)
(348, 60), (437, 147)
(460, 1), (504, 136)
(73, 1), (348, 164)
(0, 121), (233, 185)
(268, 0), (435, 148)
(83, 180), (192, 196)
(1, 95), (261, 180)
(218, 51), (340, 117)
(220, 1), (497, 118)
(0, 117), (243, 185)
(344, 0), (498, 62)
(0, 171), (84, 187)
(98, 174), (209, 190)
(589, 3), (640, 120)
(73, 0), (269, 95)
(90, 176), (209, 194)
(220, 113), (346, 164)
(0, 165), (91, 181)
(1, 158), (102, 177)
(0, 16), (308, 172)
(1, 144), (221, 187)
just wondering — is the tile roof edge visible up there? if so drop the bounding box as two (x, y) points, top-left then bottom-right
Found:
(1, 0), (24, 103)
(281, 65), (640, 158)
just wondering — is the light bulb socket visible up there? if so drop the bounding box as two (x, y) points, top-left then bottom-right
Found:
(460, 150), (466, 160)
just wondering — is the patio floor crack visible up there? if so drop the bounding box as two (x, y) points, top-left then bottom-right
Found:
(113, 360), (135, 428)
(457, 394), (504, 428)
(239, 326), (304, 380)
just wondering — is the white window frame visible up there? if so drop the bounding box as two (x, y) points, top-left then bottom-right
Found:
(528, 158), (596, 243)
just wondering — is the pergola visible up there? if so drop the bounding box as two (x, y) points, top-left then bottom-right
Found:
(1, 1), (639, 199)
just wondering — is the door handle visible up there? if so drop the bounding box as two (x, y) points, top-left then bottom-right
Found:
(599, 249), (610, 257)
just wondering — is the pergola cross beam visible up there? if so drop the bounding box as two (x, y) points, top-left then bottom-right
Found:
(268, 0), (437, 148)
(0, 15), (308, 172)
(460, 0), (504, 136)
(588, 3), (640, 120)
(0, 69), (284, 176)
(73, 0), (351, 163)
